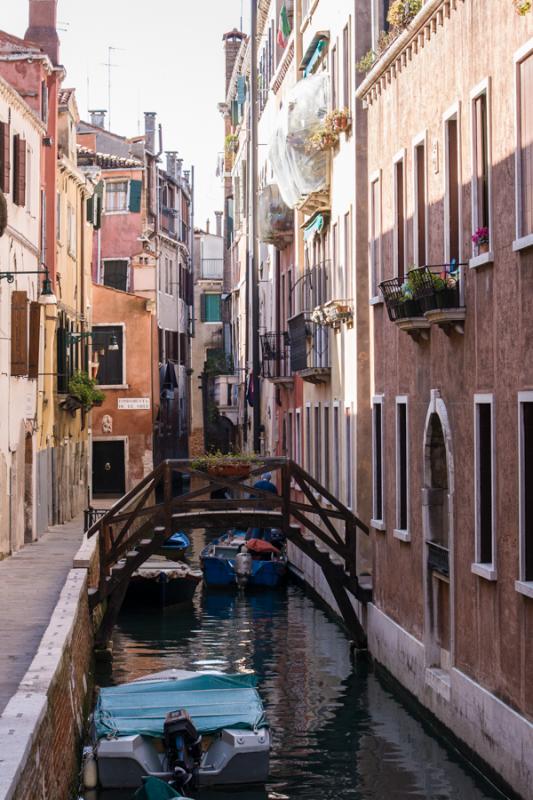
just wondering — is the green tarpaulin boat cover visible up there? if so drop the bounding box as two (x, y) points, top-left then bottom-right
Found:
(95, 673), (267, 740)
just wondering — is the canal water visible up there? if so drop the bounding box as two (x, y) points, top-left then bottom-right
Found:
(89, 532), (506, 800)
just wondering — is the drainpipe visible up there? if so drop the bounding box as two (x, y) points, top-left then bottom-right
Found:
(250, 0), (261, 454)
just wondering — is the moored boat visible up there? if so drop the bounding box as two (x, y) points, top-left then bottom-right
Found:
(155, 531), (190, 562)
(91, 669), (270, 792)
(123, 558), (202, 609)
(200, 530), (287, 589)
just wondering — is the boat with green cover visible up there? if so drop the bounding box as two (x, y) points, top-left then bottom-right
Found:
(92, 669), (270, 791)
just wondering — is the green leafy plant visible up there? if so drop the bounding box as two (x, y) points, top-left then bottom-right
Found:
(356, 49), (377, 74)
(514, 0), (532, 14)
(387, 0), (423, 30)
(225, 133), (239, 153)
(67, 371), (105, 410)
(356, 31), (394, 73)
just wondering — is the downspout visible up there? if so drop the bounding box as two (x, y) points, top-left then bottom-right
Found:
(250, 0), (261, 454)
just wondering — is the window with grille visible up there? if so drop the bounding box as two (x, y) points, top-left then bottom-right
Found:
(106, 181), (128, 212)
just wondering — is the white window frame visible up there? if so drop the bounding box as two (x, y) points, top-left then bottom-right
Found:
(295, 408), (302, 466)
(93, 322), (127, 389)
(469, 78), (494, 269)
(472, 394), (497, 580)
(393, 149), (407, 279)
(104, 180), (130, 215)
(287, 410), (293, 459)
(333, 401), (340, 500)
(412, 130), (428, 268)
(314, 403), (321, 483)
(513, 38), (533, 253)
(516, 391), (533, 598)
(345, 404), (353, 510)
(443, 103), (462, 266)
(394, 396), (410, 542)
(369, 170), (382, 303)
(371, 394), (385, 531)
(305, 402), (312, 474)
(323, 403), (330, 491)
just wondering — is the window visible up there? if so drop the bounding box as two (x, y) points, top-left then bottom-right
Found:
(56, 192), (62, 242)
(67, 203), (76, 257)
(372, 395), (384, 528)
(369, 174), (381, 297)
(333, 403), (340, 499)
(106, 181), (128, 212)
(314, 405), (321, 482)
(305, 404), (312, 473)
(345, 407), (352, 509)
(344, 209), (352, 300)
(515, 45), (533, 246)
(445, 111), (460, 263)
(473, 395), (495, 578)
(414, 137), (427, 266)
(342, 22), (351, 112)
(395, 397), (409, 538)
(13, 134), (26, 207)
(0, 120), (10, 193)
(331, 44), (338, 111)
(332, 221), (340, 298)
(103, 260), (128, 292)
(518, 394), (533, 593)
(201, 294), (222, 322)
(323, 405), (330, 490)
(471, 83), (491, 255)
(287, 411), (293, 459)
(95, 325), (124, 386)
(295, 408), (302, 465)
(394, 153), (406, 279)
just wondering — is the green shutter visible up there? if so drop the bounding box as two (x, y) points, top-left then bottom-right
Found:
(129, 179), (142, 213)
(204, 294), (222, 322)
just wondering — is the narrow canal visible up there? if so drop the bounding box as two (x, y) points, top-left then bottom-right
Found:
(89, 531), (506, 800)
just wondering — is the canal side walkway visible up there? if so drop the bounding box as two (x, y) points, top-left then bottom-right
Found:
(0, 516), (86, 716)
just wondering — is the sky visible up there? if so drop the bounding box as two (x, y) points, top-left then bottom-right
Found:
(1, 0), (250, 227)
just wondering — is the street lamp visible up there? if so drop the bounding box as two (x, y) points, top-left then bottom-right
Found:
(0, 268), (57, 305)
(65, 331), (119, 352)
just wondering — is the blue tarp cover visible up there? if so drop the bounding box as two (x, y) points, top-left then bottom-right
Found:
(95, 674), (267, 740)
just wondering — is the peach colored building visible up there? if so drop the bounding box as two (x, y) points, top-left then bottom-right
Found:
(357, 3), (533, 797)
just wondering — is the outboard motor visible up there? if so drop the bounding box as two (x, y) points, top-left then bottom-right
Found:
(163, 709), (202, 791)
(235, 549), (253, 587)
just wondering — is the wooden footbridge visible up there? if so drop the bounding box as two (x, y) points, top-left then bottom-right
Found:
(86, 458), (372, 648)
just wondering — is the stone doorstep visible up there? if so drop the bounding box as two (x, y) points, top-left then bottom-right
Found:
(0, 569), (88, 800)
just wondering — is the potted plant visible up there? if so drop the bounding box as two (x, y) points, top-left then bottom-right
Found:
(225, 133), (239, 154)
(472, 226), (489, 255)
(306, 125), (339, 153)
(387, 0), (423, 30)
(61, 371), (106, 415)
(191, 451), (262, 479)
(435, 272), (460, 309)
(326, 108), (352, 134)
(513, 0), (532, 14)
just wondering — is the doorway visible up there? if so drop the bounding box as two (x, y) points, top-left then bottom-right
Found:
(93, 440), (126, 497)
(423, 408), (452, 671)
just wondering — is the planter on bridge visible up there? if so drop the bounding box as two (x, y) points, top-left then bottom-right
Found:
(191, 452), (263, 480)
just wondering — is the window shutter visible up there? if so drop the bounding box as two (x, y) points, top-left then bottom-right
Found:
(129, 179), (142, 213)
(13, 135), (26, 207)
(0, 122), (10, 193)
(28, 302), (41, 379)
(11, 291), (28, 377)
(200, 294), (206, 322)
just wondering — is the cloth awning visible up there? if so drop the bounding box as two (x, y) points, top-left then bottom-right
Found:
(301, 33), (329, 77)
(303, 212), (326, 241)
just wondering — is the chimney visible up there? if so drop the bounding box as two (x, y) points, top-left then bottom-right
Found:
(166, 151), (177, 177)
(223, 29), (246, 95)
(215, 211), (223, 238)
(176, 159), (183, 181)
(183, 169), (190, 185)
(206, 219), (210, 234)
(89, 109), (107, 129)
(144, 112), (157, 154)
(26, 0), (60, 65)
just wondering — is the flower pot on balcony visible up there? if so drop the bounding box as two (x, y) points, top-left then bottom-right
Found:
(436, 286), (460, 309)
(477, 242), (489, 255)
(401, 299), (422, 318)
(207, 464), (251, 479)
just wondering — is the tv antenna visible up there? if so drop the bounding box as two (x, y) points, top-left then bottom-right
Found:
(102, 46), (125, 131)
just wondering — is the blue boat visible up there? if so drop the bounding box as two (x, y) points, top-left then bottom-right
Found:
(200, 530), (287, 589)
(156, 531), (190, 562)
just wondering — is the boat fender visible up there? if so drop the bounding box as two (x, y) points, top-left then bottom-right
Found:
(82, 746), (98, 789)
(235, 550), (253, 587)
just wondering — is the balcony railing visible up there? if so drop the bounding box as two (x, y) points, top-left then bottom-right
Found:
(379, 262), (466, 339)
(289, 261), (330, 317)
(201, 258), (224, 280)
(288, 312), (330, 383)
(260, 332), (292, 382)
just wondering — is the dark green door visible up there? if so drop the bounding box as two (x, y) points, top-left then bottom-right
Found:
(92, 440), (126, 496)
